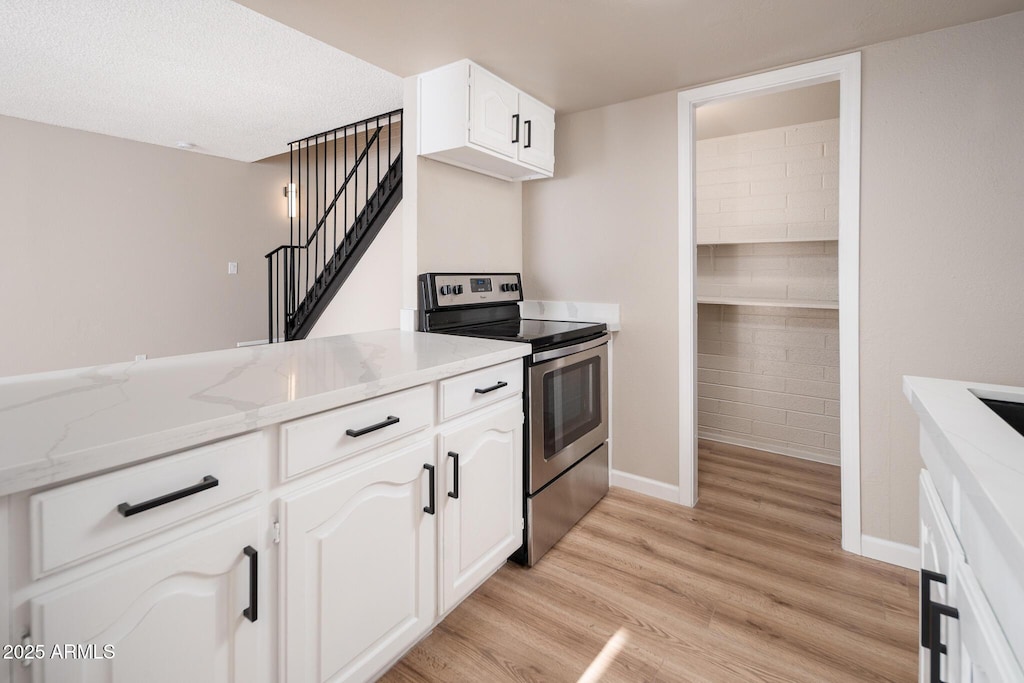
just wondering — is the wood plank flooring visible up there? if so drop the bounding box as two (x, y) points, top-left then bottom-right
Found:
(380, 440), (918, 682)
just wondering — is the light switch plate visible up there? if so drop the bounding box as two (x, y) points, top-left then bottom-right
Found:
(228, 262), (238, 274)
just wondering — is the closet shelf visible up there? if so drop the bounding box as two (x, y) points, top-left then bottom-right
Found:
(697, 296), (838, 310)
(697, 237), (838, 246)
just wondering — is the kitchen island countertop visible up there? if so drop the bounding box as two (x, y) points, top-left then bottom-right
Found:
(904, 375), (1024, 572)
(0, 330), (530, 496)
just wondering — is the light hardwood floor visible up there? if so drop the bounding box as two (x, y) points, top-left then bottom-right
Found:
(381, 440), (918, 682)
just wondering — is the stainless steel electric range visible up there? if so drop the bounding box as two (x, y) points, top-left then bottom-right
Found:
(418, 272), (609, 566)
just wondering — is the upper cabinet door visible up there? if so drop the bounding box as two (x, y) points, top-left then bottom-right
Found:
(517, 93), (555, 174)
(469, 65), (518, 159)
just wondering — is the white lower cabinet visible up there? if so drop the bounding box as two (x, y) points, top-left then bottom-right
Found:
(920, 470), (964, 682)
(281, 440), (437, 683)
(919, 469), (1024, 683)
(440, 401), (523, 612)
(27, 513), (265, 683)
(7, 360), (528, 683)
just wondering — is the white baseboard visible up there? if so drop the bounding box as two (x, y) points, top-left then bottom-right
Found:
(610, 469), (680, 504)
(860, 534), (919, 570)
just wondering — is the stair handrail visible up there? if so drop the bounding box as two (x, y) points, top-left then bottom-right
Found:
(298, 125), (382, 250)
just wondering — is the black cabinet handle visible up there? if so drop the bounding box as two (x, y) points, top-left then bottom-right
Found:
(243, 546), (258, 622)
(524, 120), (532, 148)
(448, 451), (460, 499)
(345, 415), (399, 438)
(512, 114), (519, 143)
(921, 569), (947, 648)
(929, 600), (959, 683)
(117, 475), (219, 517)
(423, 464), (436, 514)
(474, 381), (508, 395)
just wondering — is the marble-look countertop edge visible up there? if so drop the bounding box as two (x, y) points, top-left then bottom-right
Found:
(903, 375), (1024, 571)
(0, 342), (529, 498)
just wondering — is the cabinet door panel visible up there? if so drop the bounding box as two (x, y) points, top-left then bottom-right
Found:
(469, 66), (517, 158)
(30, 515), (263, 683)
(517, 93), (555, 174)
(283, 440), (436, 683)
(955, 562), (1024, 683)
(920, 470), (965, 683)
(441, 401), (523, 612)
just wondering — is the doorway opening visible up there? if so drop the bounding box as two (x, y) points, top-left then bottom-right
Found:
(677, 54), (862, 554)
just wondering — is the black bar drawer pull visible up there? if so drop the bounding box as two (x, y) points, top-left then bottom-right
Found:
(524, 119), (532, 148)
(243, 546), (258, 622)
(929, 600), (959, 683)
(117, 475), (219, 517)
(423, 464), (436, 515)
(345, 415), (399, 438)
(921, 569), (947, 648)
(511, 114), (519, 143)
(474, 381), (508, 395)
(448, 451), (460, 499)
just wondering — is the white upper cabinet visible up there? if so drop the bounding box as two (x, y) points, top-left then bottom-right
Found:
(418, 59), (555, 181)
(469, 66), (518, 158)
(516, 92), (555, 173)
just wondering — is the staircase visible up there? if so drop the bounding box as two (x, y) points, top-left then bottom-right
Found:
(266, 109), (402, 342)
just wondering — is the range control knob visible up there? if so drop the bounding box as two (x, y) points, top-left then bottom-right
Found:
(500, 283), (511, 292)
(439, 285), (452, 296)
(510, 283), (520, 292)
(453, 285), (464, 295)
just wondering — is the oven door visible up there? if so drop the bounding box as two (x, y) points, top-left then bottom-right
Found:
(528, 334), (609, 494)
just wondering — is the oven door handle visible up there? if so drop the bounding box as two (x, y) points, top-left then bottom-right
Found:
(531, 333), (609, 364)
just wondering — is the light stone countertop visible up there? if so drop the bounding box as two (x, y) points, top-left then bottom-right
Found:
(904, 375), (1024, 571)
(0, 330), (530, 497)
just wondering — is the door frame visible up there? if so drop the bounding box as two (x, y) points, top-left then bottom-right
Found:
(676, 53), (862, 554)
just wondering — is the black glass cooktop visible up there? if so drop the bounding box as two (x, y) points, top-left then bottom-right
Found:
(442, 318), (607, 351)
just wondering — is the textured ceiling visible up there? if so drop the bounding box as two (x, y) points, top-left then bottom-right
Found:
(0, 0), (402, 162)
(236, 0), (1024, 114)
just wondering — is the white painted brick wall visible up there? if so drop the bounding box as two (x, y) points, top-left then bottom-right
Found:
(697, 303), (840, 465)
(697, 240), (838, 306)
(696, 119), (839, 244)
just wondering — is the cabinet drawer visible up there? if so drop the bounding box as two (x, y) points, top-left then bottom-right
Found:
(30, 432), (264, 578)
(439, 359), (523, 422)
(280, 384), (433, 480)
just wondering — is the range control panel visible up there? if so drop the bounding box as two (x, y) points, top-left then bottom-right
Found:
(418, 272), (523, 309)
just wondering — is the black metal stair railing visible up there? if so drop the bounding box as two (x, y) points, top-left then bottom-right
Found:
(266, 109), (403, 342)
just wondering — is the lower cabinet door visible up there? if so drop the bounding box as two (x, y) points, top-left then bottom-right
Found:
(920, 470), (967, 683)
(440, 400), (523, 612)
(29, 514), (264, 683)
(282, 439), (436, 683)
(955, 562), (1024, 683)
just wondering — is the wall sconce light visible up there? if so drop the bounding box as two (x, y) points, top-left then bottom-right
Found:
(283, 183), (297, 218)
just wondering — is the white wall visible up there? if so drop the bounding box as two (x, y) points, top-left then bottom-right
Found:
(0, 115), (289, 377)
(698, 302), (841, 465)
(524, 90), (680, 483)
(695, 119), (839, 244)
(307, 207), (403, 337)
(522, 10), (1024, 546)
(858, 10), (1024, 543)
